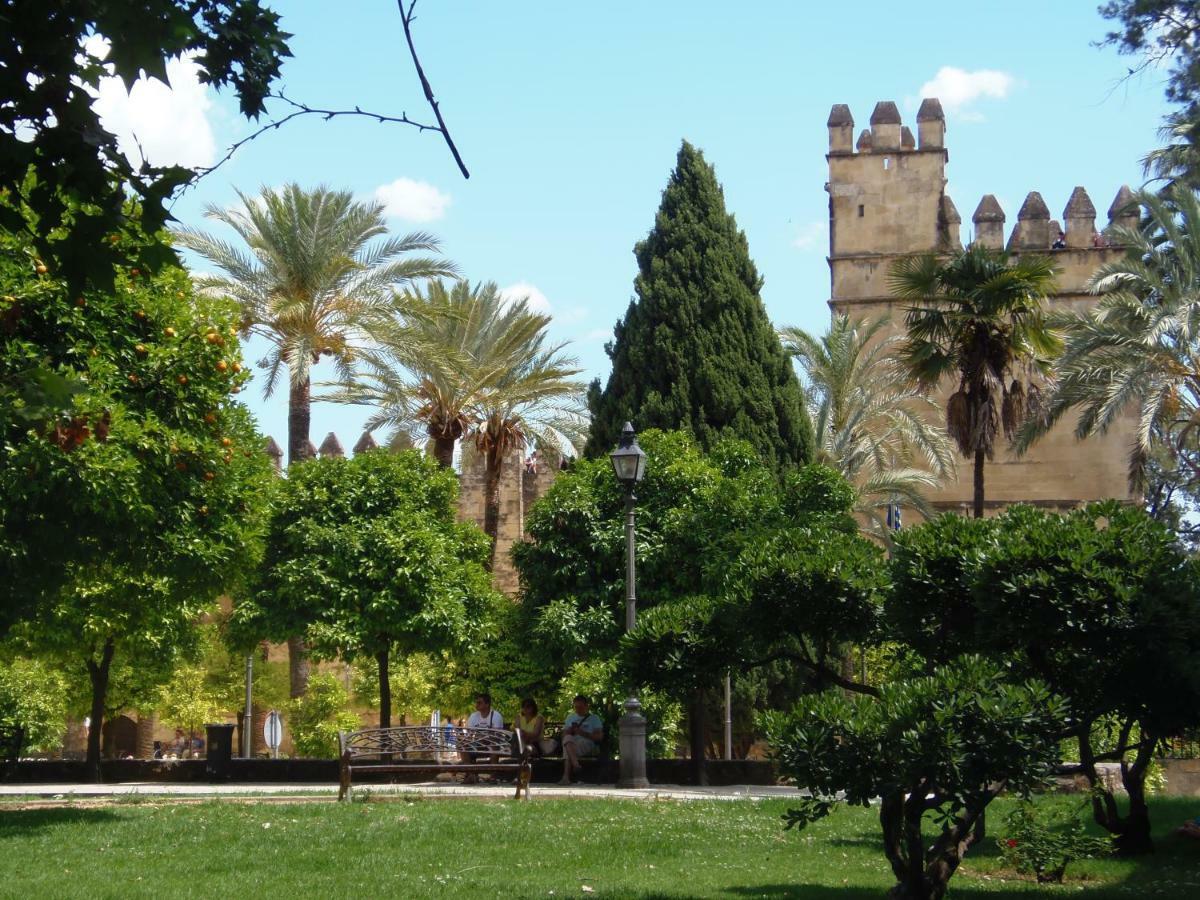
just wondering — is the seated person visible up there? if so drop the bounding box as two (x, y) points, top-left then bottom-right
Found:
(559, 694), (603, 785)
(460, 692), (504, 781)
(514, 698), (546, 756)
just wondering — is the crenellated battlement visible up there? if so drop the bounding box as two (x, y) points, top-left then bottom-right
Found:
(825, 98), (1138, 291)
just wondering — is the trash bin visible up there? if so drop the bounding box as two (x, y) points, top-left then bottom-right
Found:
(205, 723), (236, 782)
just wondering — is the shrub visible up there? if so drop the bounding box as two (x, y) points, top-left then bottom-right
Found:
(286, 674), (360, 758)
(999, 798), (1112, 883)
(0, 656), (68, 753)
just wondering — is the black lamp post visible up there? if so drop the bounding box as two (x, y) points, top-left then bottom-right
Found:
(610, 422), (649, 788)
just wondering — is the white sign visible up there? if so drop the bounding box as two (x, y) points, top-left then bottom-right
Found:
(264, 710), (283, 752)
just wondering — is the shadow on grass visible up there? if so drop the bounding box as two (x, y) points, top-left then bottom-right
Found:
(0, 807), (120, 836)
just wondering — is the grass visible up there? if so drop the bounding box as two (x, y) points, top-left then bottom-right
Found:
(0, 795), (1196, 898)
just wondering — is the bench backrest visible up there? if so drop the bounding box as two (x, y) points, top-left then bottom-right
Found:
(338, 726), (522, 760)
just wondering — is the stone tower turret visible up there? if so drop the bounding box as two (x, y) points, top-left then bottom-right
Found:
(353, 431), (378, 454)
(318, 432), (344, 459)
(1107, 185), (1138, 234)
(264, 436), (283, 473)
(825, 98), (948, 309)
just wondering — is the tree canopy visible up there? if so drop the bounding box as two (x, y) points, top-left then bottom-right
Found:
(233, 449), (500, 727)
(585, 141), (813, 471)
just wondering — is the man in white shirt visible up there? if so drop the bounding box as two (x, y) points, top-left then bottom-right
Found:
(460, 692), (505, 779)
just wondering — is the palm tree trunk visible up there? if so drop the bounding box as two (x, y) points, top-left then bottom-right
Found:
(288, 376), (312, 467)
(972, 449), (985, 519)
(287, 375), (312, 697)
(483, 449), (502, 572)
(432, 436), (456, 468)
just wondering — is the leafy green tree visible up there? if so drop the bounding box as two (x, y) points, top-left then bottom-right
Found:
(0, 655), (69, 754)
(234, 450), (499, 729)
(1100, 2), (1200, 116)
(0, 1), (290, 293)
(1018, 186), (1198, 494)
(515, 430), (878, 781)
(585, 141), (813, 471)
(890, 245), (1059, 518)
(888, 503), (1200, 854)
(157, 664), (224, 754)
(781, 314), (955, 534)
(287, 673), (361, 758)
(764, 657), (1067, 900)
(176, 184), (457, 694)
(1, 217), (271, 635)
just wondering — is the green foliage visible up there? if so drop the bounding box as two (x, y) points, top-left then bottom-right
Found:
(999, 798), (1112, 884)
(286, 673), (360, 759)
(554, 658), (682, 758)
(0, 656), (68, 752)
(157, 664), (224, 740)
(0, 2), (290, 292)
(765, 656), (1068, 898)
(780, 314), (955, 535)
(239, 450), (496, 663)
(1100, 2), (1200, 113)
(887, 502), (1200, 853)
(586, 141), (813, 471)
(1, 212), (275, 634)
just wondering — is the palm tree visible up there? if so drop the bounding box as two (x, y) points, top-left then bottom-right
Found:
(890, 245), (1060, 518)
(175, 184), (456, 696)
(336, 280), (587, 568)
(781, 315), (955, 535)
(1143, 110), (1200, 193)
(1017, 186), (1198, 493)
(174, 183), (457, 469)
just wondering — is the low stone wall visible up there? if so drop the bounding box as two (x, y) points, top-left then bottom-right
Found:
(6, 757), (775, 787)
(1162, 758), (1200, 797)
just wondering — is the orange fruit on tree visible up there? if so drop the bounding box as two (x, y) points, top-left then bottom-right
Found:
(177, 375), (188, 386)
(135, 344), (147, 355)
(216, 360), (228, 372)
(204, 471), (215, 481)
(164, 327), (176, 338)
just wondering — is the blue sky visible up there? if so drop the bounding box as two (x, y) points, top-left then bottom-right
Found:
(95, 1), (1172, 448)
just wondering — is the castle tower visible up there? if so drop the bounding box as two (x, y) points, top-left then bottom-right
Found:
(318, 432), (344, 459)
(826, 98), (948, 311)
(823, 99), (1137, 514)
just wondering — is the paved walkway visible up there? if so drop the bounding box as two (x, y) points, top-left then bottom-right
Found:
(0, 781), (797, 802)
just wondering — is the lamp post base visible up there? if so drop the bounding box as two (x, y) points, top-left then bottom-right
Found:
(617, 696), (650, 789)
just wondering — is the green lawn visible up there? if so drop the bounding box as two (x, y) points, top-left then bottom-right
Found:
(0, 796), (1196, 898)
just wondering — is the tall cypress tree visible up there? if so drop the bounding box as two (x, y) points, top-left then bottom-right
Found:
(586, 141), (813, 468)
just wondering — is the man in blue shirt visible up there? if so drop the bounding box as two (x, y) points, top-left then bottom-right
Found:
(559, 694), (603, 785)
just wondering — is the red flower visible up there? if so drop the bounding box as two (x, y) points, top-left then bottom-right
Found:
(1005, 839), (1018, 848)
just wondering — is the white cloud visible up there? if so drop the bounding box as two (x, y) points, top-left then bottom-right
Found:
(791, 221), (826, 251)
(86, 37), (216, 169)
(374, 178), (452, 222)
(916, 66), (1015, 121)
(499, 281), (552, 314)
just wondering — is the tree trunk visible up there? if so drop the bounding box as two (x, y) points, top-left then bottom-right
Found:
(483, 450), (503, 572)
(287, 375), (313, 697)
(287, 636), (310, 699)
(431, 436), (456, 468)
(972, 448), (985, 519)
(287, 375), (312, 468)
(84, 637), (115, 783)
(1081, 722), (1156, 855)
(688, 688), (708, 786)
(377, 650), (392, 729)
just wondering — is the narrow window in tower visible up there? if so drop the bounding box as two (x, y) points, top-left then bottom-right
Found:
(883, 157), (891, 170)
(858, 204), (865, 217)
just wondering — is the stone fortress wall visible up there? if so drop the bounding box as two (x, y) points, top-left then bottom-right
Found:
(825, 98), (1138, 513)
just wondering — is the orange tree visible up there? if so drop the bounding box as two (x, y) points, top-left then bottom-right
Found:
(1, 214), (273, 777)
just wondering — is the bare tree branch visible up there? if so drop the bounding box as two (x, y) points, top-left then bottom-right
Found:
(399, 0), (470, 179)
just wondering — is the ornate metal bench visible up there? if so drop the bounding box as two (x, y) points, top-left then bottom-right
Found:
(337, 726), (531, 800)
